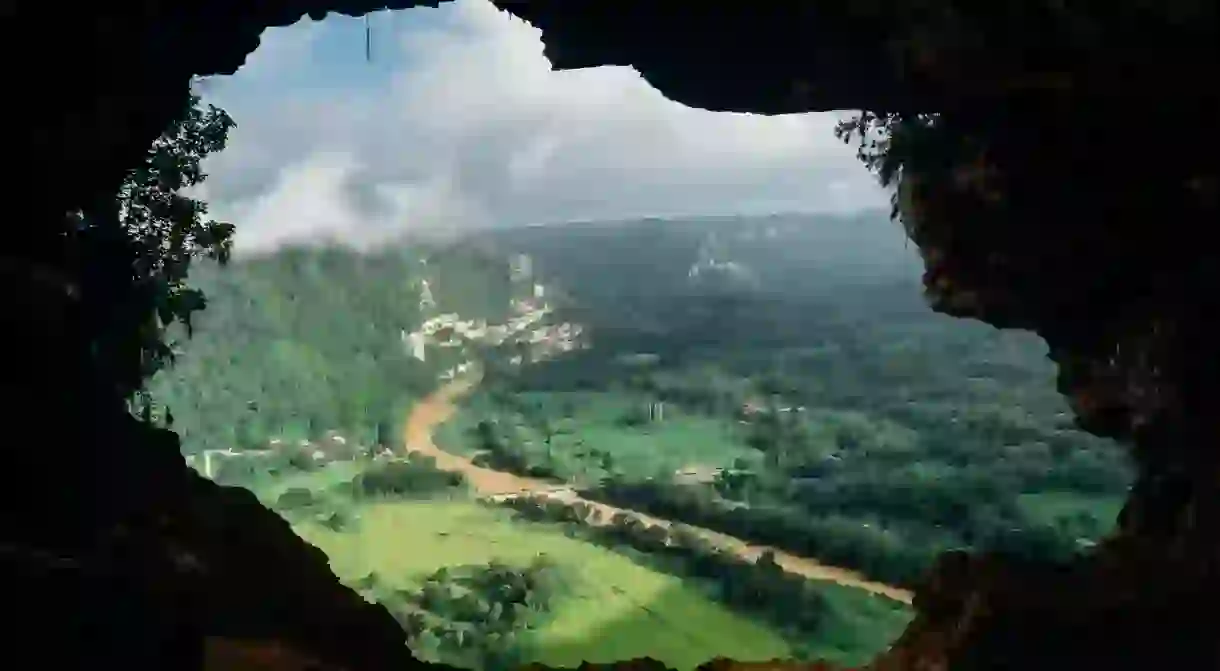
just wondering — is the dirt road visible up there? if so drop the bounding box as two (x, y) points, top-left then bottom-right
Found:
(401, 377), (914, 605)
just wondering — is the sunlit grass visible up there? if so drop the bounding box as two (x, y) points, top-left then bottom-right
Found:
(801, 583), (912, 664)
(438, 390), (755, 481)
(295, 500), (792, 669)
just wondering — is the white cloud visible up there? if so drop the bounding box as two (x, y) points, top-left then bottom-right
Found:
(222, 151), (362, 249)
(237, 22), (322, 82)
(200, 0), (886, 253)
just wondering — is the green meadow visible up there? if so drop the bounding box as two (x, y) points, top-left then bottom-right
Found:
(437, 390), (759, 482)
(294, 499), (793, 669)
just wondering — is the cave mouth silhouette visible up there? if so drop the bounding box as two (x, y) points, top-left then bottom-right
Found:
(2, 2), (1218, 670)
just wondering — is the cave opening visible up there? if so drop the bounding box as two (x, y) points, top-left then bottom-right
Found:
(2, 2), (1216, 671)
(152, 2), (1134, 669)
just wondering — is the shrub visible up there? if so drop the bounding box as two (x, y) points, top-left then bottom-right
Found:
(275, 486), (317, 512)
(353, 457), (467, 499)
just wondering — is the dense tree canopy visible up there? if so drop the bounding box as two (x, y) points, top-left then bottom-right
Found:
(155, 213), (1134, 607)
(445, 216), (1135, 585)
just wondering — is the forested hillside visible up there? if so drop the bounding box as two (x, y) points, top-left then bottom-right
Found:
(147, 244), (509, 456)
(444, 212), (1135, 585)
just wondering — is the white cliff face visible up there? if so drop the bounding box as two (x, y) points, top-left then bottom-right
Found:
(419, 279), (436, 311)
(510, 253), (534, 282)
(402, 329), (427, 362)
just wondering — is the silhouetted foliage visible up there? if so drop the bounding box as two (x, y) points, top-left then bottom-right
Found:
(78, 89), (235, 413)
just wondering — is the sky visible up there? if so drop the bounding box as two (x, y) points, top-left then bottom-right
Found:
(197, 0), (889, 252)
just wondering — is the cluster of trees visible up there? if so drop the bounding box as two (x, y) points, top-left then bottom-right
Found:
(468, 418), (586, 482)
(267, 454), (468, 530)
(358, 559), (562, 670)
(467, 413), (629, 485)
(347, 455), (468, 500)
(584, 480), (960, 587)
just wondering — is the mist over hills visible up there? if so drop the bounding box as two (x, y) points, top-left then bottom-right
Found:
(482, 210), (920, 296)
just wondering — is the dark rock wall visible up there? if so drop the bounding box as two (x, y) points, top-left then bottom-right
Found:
(1, 2), (1218, 670)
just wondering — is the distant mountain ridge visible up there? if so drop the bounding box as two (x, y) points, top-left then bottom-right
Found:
(457, 211), (926, 352)
(152, 211), (924, 456)
(478, 210), (917, 276)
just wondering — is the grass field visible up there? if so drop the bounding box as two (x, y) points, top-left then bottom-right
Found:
(560, 416), (753, 478)
(294, 499), (793, 669)
(438, 390), (758, 481)
(802, 583), (912, 663)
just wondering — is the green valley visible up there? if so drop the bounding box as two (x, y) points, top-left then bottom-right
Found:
(149, 212), (1132, 670)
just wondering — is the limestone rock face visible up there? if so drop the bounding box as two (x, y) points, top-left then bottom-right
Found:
(2, 2), (1218, 671)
